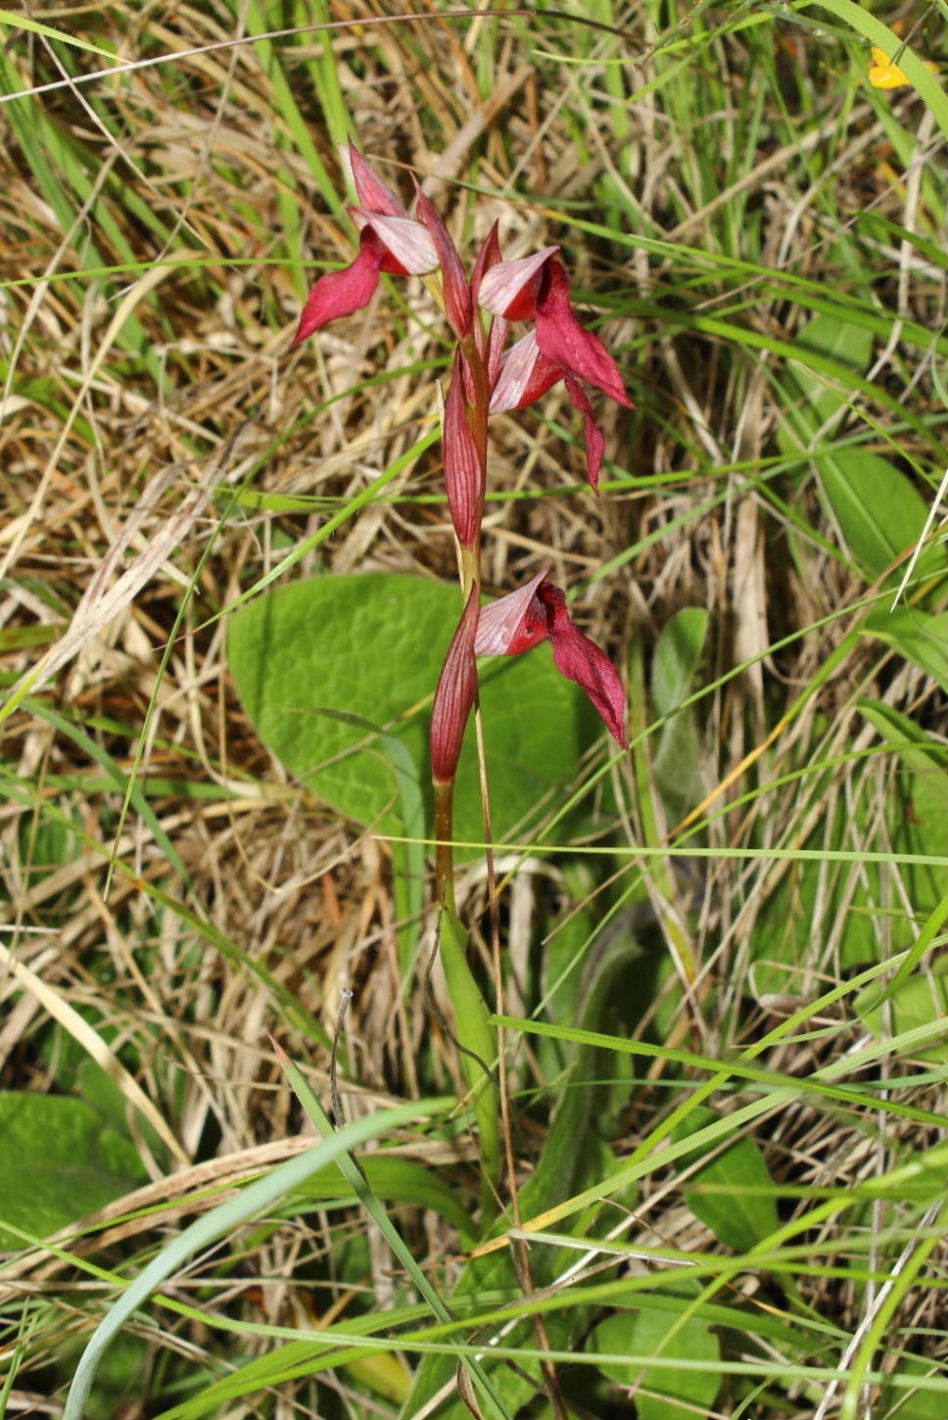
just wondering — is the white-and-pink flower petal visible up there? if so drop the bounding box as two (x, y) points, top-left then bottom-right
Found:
(489, 330), (562, 414)
(475, 569), (551, 656)
(489, 331), (541, 414)
(478, 247), (559, 320)
(359, 212), (439, 275)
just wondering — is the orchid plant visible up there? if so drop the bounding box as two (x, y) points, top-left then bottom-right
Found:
(294, 144), (631, 921)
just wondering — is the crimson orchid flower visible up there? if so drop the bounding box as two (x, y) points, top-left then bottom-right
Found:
(478, 248), (632, 490)
(293, 145), (439, 345)
(475, 569), (628, 748)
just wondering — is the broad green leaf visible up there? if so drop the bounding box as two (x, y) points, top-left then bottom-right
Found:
(673, 1105), (779, 1252)
(858, 699), (948, 777)
(652, 608), (709, 717)
(777, 312), (943, 584)
(881, 1357), (948, 1420)
(77, 1061), (170, 1165)
(593, 1305), (721, 1419)
(856, 962), (948, 1066)
(228, 574), (595, 853)
(781, 310), (872, 431)
(863, 609), (948, 693)
(818, 449), (941, 585)
(857, 699), (947, 913)
(0, 1093), (146, 1248)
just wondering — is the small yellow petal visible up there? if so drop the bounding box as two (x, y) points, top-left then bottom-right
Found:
(869, 48), (909, 88)
(868, 46), (938, 91)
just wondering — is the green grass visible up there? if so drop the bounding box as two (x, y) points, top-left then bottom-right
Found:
(0, 2), (945, 1418)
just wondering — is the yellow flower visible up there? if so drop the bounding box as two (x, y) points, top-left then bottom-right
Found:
(868, 45), (938, 91)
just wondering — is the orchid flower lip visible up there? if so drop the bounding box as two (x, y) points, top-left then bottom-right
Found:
(534, 257), (633, 410)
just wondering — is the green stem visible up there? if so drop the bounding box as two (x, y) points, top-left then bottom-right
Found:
(434, 778), (456, 912)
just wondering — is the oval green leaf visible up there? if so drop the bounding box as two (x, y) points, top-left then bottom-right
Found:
(673, 1104), (779, 1252)
(593, 1305), (721, 1420)
(0, 1093), (146, 1247)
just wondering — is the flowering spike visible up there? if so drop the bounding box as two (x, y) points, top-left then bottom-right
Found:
(431, 586), (480, 785)
(292, 227), (385, 344)
(534, 258), (632, 409)
(443, 351), (483, 547)
(413, 180), (472, 338)
(343, 143), (406, 217)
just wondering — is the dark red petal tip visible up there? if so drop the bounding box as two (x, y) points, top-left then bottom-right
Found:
(292, 228), (384, 344)
(538, 584), (627, 748)
(563, 372), (606, 492)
